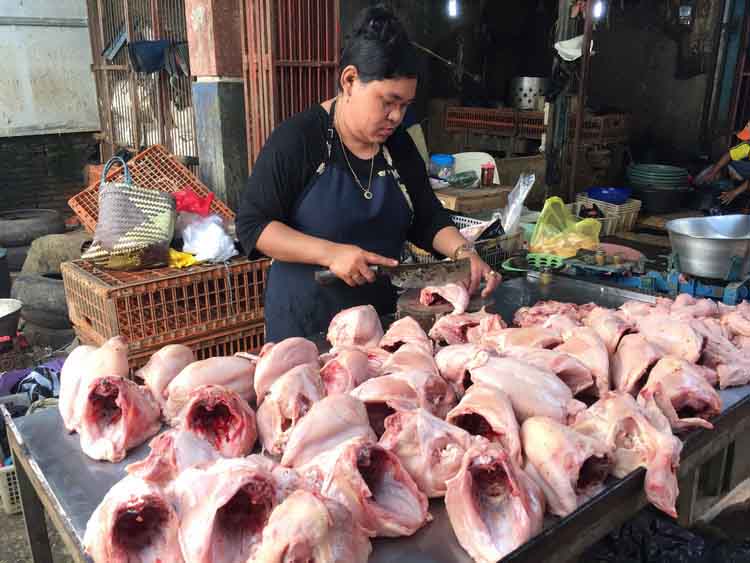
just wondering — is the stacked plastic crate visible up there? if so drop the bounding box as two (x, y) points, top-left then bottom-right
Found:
(64, 145), (269, 369)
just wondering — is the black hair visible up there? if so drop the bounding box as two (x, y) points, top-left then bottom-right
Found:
(339, 4), (419, 85)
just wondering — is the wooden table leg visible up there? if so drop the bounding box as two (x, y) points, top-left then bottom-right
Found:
(11, 441), (53, 563)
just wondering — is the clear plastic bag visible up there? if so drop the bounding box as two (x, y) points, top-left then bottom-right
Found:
(501, 173), (536, 235)
(177, 213), (238, 263)
(529, 196), (601, 258)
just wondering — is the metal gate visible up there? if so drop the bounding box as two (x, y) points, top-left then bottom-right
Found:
(86, 0), (197, 160)
(241, 0), (340, 167)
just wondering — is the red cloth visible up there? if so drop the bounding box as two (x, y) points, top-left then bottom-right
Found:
(174, 188), (214, 216)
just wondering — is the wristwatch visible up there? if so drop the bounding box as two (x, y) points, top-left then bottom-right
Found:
(452, 243), (477, 261)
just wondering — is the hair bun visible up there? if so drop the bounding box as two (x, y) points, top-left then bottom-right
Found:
(353, 5), (407, 46)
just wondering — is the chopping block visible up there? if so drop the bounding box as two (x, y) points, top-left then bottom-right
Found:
(396, 289), (495, 333)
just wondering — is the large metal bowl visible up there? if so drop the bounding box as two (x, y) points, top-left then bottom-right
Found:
(666, 215), (750, 280)
(0, 298), (22, 338)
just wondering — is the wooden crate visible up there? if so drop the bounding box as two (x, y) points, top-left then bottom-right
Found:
(435, 186), (512, 214)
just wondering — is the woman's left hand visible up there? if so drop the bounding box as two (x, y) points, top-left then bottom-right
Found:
(467, 252), (502, 298)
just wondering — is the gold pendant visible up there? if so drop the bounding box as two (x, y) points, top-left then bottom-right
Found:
(363, 190), (373, 200)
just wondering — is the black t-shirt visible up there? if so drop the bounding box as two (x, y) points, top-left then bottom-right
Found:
(236, 104), (453, 256)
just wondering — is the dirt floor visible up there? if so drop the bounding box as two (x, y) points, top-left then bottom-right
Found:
(0, 512), (72, 563)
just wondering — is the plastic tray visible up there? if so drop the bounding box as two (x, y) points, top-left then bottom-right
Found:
(68, 145), (235, 233)
(62, 258), (270, 352)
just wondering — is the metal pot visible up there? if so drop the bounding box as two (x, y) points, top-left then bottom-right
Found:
(666, 215), (750, 280)
(0, 298), (22, 338)
(510, 77), (548, 110)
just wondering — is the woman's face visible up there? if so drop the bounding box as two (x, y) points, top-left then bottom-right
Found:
(341, 66), (417, 144)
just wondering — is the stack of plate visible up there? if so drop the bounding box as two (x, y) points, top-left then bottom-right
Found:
(626, 164), (691, 213)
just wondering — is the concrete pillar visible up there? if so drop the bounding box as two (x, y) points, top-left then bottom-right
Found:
(185, 0), (247, 211)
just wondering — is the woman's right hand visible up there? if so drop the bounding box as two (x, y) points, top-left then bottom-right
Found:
(326, 244), (398, 287)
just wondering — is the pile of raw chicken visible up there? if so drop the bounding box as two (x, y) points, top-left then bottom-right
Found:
(58, 282), (750, 563)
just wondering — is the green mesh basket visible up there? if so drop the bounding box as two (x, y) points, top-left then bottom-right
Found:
(502, 253), (565, 273)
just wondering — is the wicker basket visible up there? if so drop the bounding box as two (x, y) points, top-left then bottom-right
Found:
(76, 322), (267, 372)
(575, 195), (642, 235)
(69, 145), (235, 233)
(407, 215), (522, 270)
(62, 258), (270, 352)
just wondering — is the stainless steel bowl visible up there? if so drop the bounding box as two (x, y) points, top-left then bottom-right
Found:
(666, 215), (750, 279)
(0, 298), (22, 338)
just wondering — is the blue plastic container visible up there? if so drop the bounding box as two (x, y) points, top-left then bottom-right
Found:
(587, 187), (632, 205)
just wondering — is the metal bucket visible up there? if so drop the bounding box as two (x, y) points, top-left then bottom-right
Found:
(666, 215), (750, 280)
(0, 299), (22, 338)
(510, 77), (548, 110)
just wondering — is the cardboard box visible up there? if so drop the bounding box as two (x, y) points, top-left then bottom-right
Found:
(435, 185), (512, 214)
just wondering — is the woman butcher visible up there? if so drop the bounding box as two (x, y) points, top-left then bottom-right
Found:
(237, 4), (500, 341)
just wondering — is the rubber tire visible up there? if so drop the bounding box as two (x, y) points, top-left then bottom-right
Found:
(10, 273), (71, 329)
(22, 321), (75, 350)
(5, 245), (29, 272)
(0, 209), (65, 248)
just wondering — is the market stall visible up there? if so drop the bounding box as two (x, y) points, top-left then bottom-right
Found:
(8, 274), (750, 563)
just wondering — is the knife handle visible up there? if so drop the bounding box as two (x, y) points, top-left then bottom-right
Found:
(315, 266), (379, 285)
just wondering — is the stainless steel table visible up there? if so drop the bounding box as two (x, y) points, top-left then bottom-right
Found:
(7, 274), (750, 563)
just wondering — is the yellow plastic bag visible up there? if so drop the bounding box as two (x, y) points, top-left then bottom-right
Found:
(168, 248), (199, 268)
(529, 197), (601, 258)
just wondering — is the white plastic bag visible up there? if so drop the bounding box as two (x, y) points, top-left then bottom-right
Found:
(501, 173), (536, 235)
(177, 213), (238, 263)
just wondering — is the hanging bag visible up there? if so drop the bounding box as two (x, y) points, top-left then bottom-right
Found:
(81, 157), (176, 270)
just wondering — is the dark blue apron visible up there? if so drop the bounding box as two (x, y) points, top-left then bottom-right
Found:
(264, 101), (414, 340)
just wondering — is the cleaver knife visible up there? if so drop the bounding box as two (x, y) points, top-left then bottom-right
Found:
(314, 258), (471, 289)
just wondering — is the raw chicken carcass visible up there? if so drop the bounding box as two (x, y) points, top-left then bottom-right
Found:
(572, 392), (683, 517)
(611, 333), (662, 394)
(722, 310), (750, 337)
(542, 313), (580, 333)
(78, 376), (161, 463)
(583, 306), (634, 354)
(257, 364), (325, 456)
(419, 283), (470, 314)
(175, 384), (257, 458)
(637, 357), (722, 431)
(513, 300), (580, 327)
(327, 305), (383, 348)
(434, 343), (493, 396)
(671, 294), (719, 319)
(691, 318), (750, 388)
(556, 327), (610, 397)
(300, 436), (430, 537)
(254, 337), (319, 404)
(469, 357), (585, 423)
(281, 394), (377, 468)
(350, 370), (456, 435)
(635, 314), (704, 364)
(379, 315), (433, 354)
(84, 475), (183, 563)
(429, 309), (507, 346)
(172, 457), (288, 563)
(501, 347), (594, 396)
(382, 342), (439, 376)
(126, 429), (222, 486)
(253, 490), (372, 563)
(522, 417), (613, 517)
(445, 441), (544, 563)
(165, 355), (257, 421)
(446, 384), (522, 466)
(379, 407), (473, 497)
(319, 347), (383, 393)
(61, 337), (129, 433)
(482, 327), (563, 351)
(135, 344), (195, 407)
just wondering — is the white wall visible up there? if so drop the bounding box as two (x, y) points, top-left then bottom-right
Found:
(0, 0), (100, 136)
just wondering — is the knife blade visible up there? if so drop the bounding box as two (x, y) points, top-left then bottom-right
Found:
(314, 258), (472, 289)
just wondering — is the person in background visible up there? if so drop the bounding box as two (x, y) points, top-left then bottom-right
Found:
(703, 120), (750, 208)
(236, 5), (500, 341)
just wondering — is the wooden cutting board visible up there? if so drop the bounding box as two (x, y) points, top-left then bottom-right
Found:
(396, 289), (495, 333)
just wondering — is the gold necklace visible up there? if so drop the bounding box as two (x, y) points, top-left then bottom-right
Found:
(335, 108), (376, 200)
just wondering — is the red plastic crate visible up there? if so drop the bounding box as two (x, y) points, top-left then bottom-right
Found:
(68, 145), (235, 233)
(62, 257), (270, 352)
(75, 322), (266, 372)
(445, 107), (516, 135)
(516, 111), (545, 139)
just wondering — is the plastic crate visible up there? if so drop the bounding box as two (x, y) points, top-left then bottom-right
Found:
(516, 111), (545, 139)
(0, 465), (20, 515)
(575, 195), (642, 235)
(445, 107), (516, 135)
(68, 145), (235, 233)
(62, 258), (270, 352)
(407, 215), (522, 270)
(75, 322), (267, 372)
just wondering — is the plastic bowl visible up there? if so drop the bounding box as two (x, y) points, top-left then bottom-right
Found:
(587, 187), (632, 205)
